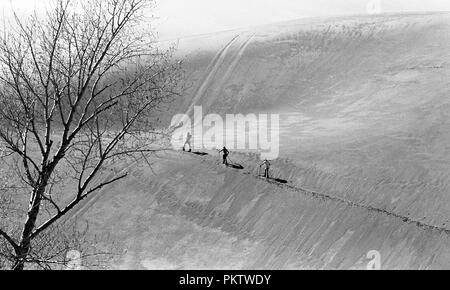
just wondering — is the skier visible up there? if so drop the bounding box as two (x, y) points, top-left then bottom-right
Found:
(183, 132), (192, 152)
(260, 159), (271, 179)
(218, 147), (230, 166)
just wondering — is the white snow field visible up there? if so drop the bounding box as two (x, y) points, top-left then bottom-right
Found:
(76, 13), (450, 269)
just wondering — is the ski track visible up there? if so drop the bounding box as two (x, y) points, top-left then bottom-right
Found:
(182, 34), (240, 122)
(207, 34), (255, 110)
(62, 148), (450, 246)
(185, 150), (450, 238)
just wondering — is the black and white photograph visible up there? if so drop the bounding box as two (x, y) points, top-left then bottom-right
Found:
(1, 0), (450, 274)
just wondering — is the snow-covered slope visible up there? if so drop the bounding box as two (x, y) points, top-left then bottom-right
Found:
(77, 13), (450, 269)
(79, 150), (450, 269)
(167, 12), (450, 230)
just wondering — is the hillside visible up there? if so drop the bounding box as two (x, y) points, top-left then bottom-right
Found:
(167, 12), (450, 229)
(74, 13), (450, 269)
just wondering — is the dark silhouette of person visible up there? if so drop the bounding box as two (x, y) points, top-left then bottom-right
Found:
(183, 132), (192, 152)
(260, 159), (271, 178)
(219, 147), (230, 166)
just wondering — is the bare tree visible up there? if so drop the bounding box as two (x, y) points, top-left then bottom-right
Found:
(0, 0), (182, 270)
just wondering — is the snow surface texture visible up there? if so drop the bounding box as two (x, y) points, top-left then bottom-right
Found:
(76, 13), (450, 269)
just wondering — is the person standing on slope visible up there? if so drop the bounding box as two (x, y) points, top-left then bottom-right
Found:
(219, 147), (230, 166)
(183, 132), (192, 152)
(260, 159), (271, 179)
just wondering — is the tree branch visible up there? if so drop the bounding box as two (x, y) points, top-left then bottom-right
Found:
(30, 173), (128, 240)
(0, 229), (19, 253)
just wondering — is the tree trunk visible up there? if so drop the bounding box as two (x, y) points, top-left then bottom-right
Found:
(12, 179), (48, 270)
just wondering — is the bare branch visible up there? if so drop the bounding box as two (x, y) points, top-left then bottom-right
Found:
(0, 229), (19, 253)
(30, 173), (128, 240)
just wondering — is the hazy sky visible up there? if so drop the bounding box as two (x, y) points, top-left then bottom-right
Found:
(1, 0), (450, 39)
